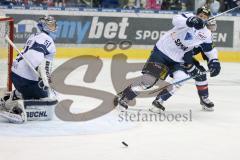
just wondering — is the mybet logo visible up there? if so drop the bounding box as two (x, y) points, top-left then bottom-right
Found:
(89, 17), (129, 39)
(57, 17), (129, 43)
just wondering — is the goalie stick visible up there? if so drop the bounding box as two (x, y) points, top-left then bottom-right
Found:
(5, 35), (49, 90)
(5, 35), (59, 100)
(5, 35), (40, 77)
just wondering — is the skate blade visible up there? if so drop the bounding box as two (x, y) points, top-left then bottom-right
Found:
(116, 106), (128, 113)
(149, 107), (163, 114)
(202, 105), (214, 112)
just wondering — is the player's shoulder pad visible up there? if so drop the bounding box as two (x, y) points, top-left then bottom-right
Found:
(35, 32), (55, 44)
(195, 27), (212, 42)
(28, 34), (35, 39)
(31, 32), (56, 55)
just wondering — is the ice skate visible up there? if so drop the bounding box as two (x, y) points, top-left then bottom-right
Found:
(113, 93), (129, 111)
(149, 98), (165, 114)
(200, 96), (214, 111)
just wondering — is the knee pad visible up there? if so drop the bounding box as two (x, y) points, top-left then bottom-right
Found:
(142, 62), (169, 80)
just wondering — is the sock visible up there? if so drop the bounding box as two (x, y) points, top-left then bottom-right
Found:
(122, 86), (138, 101)
(196, 84), (209, 97)
(156, 89), (172, 101)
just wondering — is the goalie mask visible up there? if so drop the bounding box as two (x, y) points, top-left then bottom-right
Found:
(37, 16), (57, 40)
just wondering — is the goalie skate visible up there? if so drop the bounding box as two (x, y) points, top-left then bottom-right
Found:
(0, 100), (27, 124)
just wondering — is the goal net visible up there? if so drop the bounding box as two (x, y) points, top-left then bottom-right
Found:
(0, 17), (14, 96)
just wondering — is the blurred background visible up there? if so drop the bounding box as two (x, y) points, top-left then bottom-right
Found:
(0, 0), (240, 13)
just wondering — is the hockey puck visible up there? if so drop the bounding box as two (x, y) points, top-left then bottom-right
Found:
(122, 141), (128, 147)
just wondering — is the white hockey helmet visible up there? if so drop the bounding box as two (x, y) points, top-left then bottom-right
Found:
(37, 15), (57, 39)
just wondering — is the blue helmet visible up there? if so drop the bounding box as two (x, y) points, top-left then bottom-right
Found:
(37, 15), (57, 40)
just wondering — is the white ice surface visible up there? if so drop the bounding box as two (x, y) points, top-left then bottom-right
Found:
(0, 59), (240, 160)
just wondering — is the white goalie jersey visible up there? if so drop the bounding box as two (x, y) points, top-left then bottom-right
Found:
(12, 32), (56, 81)
(156, 13), (218, 63)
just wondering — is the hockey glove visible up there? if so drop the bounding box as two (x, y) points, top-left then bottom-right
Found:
(186, 17), (205, 30)
(208, 59), (221, 77)
(186, 65), (204, 79)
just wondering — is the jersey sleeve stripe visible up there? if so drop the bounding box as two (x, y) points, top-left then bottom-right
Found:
(181, 14), (188, 18)
(29, 42), (50, 56)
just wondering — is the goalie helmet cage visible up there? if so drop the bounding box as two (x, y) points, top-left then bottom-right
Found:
(0, 17), (14, 95)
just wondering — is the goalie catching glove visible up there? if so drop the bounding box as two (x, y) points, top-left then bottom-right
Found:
(37, 59), (53, 90)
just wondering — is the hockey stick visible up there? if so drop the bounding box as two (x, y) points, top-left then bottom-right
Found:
(5, 35), (49, 90)
(148, 6), (239, 95)
(207, 5), (240, 22)
(5, 35), (40, 77)
(148, 70), (209, 95)
(147, 7), (238, 95)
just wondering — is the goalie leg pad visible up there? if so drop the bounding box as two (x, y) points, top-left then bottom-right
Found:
(24, 99), (58, 121)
